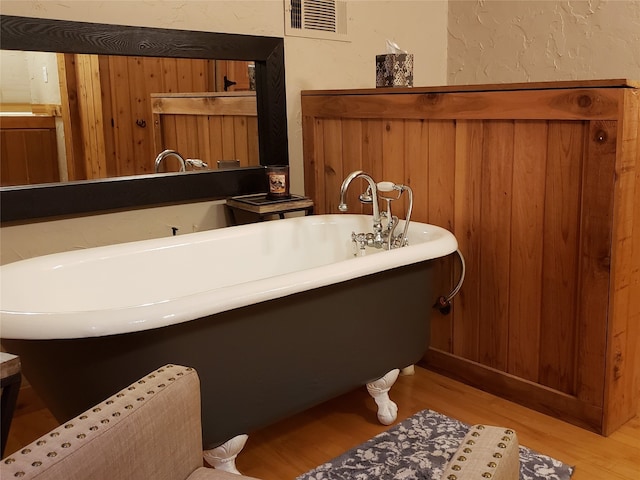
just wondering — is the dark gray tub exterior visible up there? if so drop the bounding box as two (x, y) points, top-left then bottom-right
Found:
(3, 261), (435, 449)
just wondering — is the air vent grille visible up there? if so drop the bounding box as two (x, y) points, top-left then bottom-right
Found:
(286, 0), (349, 42)
(304, 0), (336, 32)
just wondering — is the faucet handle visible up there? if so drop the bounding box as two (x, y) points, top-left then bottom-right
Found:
(377, 181), (396, 192)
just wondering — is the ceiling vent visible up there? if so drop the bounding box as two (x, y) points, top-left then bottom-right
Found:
(285, 0), (349, 42)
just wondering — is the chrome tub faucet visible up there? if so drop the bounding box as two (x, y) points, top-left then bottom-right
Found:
(339, 171), (384, 247)
(338, 171), (413, 253)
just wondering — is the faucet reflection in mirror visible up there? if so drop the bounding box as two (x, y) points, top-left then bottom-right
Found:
(154, 149), (209, 173)
(339, 170), (414, 254)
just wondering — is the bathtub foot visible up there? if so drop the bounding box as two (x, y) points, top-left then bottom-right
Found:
(366, 368), (400, 425)
(400, 364), (415, 376)
(203, 433), (248, 474)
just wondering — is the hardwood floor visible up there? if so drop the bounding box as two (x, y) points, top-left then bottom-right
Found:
(5, 366), (639, 479)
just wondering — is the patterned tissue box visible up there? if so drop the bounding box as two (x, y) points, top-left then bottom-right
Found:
(376, 53), (414, 87)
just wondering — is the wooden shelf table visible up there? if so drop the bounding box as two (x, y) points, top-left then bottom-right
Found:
(226, 193), (314, 224)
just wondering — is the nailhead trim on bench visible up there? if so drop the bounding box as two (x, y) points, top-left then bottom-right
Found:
(442, 424), (519, 480)
(2, 365), (193, 478)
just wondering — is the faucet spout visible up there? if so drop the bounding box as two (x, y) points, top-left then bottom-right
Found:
(155, 149), (186, 173)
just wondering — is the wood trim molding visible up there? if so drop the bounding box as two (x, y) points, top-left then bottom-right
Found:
(421, 349), (604, 434)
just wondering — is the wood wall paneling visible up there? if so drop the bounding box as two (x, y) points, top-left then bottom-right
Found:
(301, 82), (640, 435)
(60, 55), (256, 179)
(153, 100), (259, 170)
(0, 116), (59, 186)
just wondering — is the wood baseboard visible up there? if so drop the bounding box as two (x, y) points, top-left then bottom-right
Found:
(421, 348), (605, 434)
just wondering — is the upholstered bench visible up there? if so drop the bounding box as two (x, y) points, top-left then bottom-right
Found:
(1, 364), (260, 480)
(441, 424), (519, 479)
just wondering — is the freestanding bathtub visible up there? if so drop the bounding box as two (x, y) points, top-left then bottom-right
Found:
(1, 214), (457, 453)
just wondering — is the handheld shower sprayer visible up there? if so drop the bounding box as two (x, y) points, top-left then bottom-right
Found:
(376, 181), (413, 248)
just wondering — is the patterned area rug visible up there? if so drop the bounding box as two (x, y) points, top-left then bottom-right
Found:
(297, 409), (574, 480)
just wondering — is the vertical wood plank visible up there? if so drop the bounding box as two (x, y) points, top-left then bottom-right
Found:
(214, 60), (227, 92)
(108, 55), (135, 176)
(302, 114), (320, 206)
(247, 117), (260, 166)
(404, 119), (429, 224)
(341, 119), (363, 212)
(142, 57), (164, 170)
(175, 60), (199, 159)
(507, 120), (548, 381)
(478, 120), (514, 370)
(160, 115), (179, 153)
(381, 120), (405, 182)
(89, 55), (107, 179)
(361, 119), (384, 216)
(381, 120), (406, 223)
(196, 116), (212, 165)
(77, 54), (106, 179)
(206, 60), (216, 92)
(363, 120), (384, 176)
(207, 116), (224, 166)
(160, 58), (180, 163)
(405, 118), (433, 352)
(452, 120), (483, 361)
(539, 121), (584, 394)
(190, 59), (209, 91)
(233, 116), (250, 166)
(602, 89), (640, 433)
(182, 114), (200, 158)
(322, 119), (343, 213)
(575, 120), (616, 408)
(428, 120), (456, 353)
(57, 53), (86, 181)
(76, 54), (95, 177)
(128, 57), (151, 175)
(221, 116), (236, 161)
(97, 56), (117, 177)
(427, 121), (456, 231)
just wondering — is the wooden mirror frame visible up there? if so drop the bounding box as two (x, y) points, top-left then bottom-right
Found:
(0, 15), (288, 222)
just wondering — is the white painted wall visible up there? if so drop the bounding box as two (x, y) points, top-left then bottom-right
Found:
(0, 0), (448, 264)
(0, 50), (60, 105)
(448, 0), (640, 84)
(0, 50), (31, 104)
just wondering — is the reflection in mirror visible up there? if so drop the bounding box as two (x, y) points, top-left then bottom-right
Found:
(0, 50), (260, 186)
(0, 15), (288, 222)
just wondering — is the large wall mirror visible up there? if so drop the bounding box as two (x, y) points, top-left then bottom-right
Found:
(0, 15), (288, 222)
